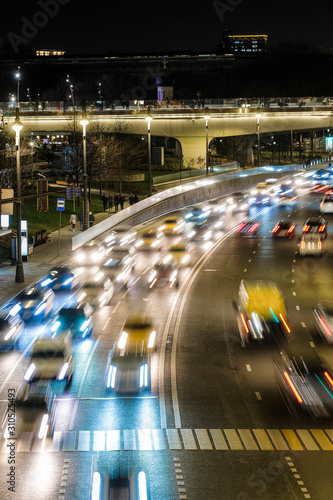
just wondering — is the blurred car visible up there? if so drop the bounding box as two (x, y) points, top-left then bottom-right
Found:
(24, 333), (73, 388)
(186, 220), (218, 244)
(39, 265), (79, 292)
(313, 303), (333, 343)
(167, 242), (191, 266)
(50, 302), (94, 339)
(159, 216), (185, 235)
(227, 192), (250, 214)
(117, 313), (156, 353)
(0, 310), (24, 351)
(3, 385), (56, 440)
(320, 195), (333, 214)
(104, 225), (137, 249)
(274, 347), (333, 418)
(75, 240), (107, 265)
(16, 285), (55, 322)
(298, 234), (323, 256)
(278, 192), (298, 206)
(302, 217), (327, 239)
(147, 256), (179, 288)
(105, 346), (150, 393)
(90, 470), (150, 500)
(271, 220), (296, 239)
(234, 221), (260, 236)
(184, 205), (210, 222)
(77, 272), (114, 308)
(135, 230), (164, 251)
(102, 245), (136, 288)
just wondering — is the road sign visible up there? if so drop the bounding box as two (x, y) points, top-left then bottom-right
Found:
(57, 198), (65, 211)
(66, 187), (83, 199)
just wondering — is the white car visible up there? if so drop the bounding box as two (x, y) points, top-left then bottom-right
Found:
(320, 195), (333, 214)
(24, 334), (74, 388)
(75, 240), (106, 265)
(298, 234), (323, 256)
(105, 225), (137, 249)
(102, 245), (136, 288)
(77, 272), (114, 308)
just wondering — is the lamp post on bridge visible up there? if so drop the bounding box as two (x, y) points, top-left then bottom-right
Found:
(256, 112), (261, 168)
(80, 108), (89, 231)
(145, 107), (153, 196)
(12, 107), (24, 283)
(204, 107), (210, 176)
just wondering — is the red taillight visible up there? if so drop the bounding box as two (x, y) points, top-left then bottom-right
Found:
(283, 371), (303, 403)
(319, 225), (325, 232)
(240, 313), (249, 334)
(248, 223), (260, 233)
(279, 314), (290, 334)
(272, 225), (280, 233)
(320, 316), (332, 336)
(324, 371), (333, 387)
(235, 222), (247, 233)
(303, 225), (310, 232)
(287, 225), (295, 234)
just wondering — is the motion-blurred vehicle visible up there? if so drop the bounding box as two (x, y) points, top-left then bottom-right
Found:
(234, 221), (260, 236)
(90, 470), (150, 500)
(77, 272), (114, 308)
(24, 333), (73, 388)
(75, 240), (107, 265)
(302, 216), (327, 239)
(313, 303), (333, 344)
(167, 242), (191, 266)
(227, 192), (250, 214)
(135, 230), (164, 251)
(0, 310), (24, 351)
(104, 225), (137, 249)
(3, 385), (56, 440)
(50, 302), (94, 339)
(16, 285), (55, 322)
(274, 347), (333, 418)
(271, 220), (296, 239)
(277, 185), (298, 206)
(105, 345), (150, 393)
(102, 245), (136, 288)
(234, 279), (290, 345)
(147, 256), (179, 288)
(184, 205), (210, 222)
(320, 195), (333, 214)
(117, 313), (156, 353)
(298, 234), (323, 256)
(159, 215), (185, 235)
(39, 265), (79, 292)
(250, 182), (276, 205)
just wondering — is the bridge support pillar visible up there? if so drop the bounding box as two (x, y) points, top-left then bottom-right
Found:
(174, 136), (208, 169)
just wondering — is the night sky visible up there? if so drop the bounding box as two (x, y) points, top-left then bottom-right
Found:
(1, 0), (333, 55)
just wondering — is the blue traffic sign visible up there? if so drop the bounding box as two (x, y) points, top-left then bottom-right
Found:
(57, 198), (65, 211)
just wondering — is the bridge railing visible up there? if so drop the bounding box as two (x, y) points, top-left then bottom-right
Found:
(2, 97), (333, 115)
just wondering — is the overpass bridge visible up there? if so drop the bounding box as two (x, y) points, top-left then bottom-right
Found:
(4, 102), (333, 164)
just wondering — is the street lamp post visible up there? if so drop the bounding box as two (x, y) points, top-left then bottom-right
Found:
(145, 107), (153, 196)
(15, 67), (20, 108)
(12, 108), (24, 283)
(256, 112), (261, 168)
(80, 108), (89, 231)
(204, 107), (210, 176)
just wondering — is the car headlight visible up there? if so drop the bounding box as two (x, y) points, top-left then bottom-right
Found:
(76, 253), (84, 263)
(57, 362), (69, 381)
(91, 472), (102, 500)
(9, 304), (21, 316)
(34, 302), (47, 316)
(136, 239), (144, 247)
(148, 330), (156, 349)
(148, 271), (157, 283)
(80, 319), (90, 332)
(181, 254), (190, 264)
(118, 331), (128, 349)
(24, 363), (36, 382)
(140, 363), (149, 387)
(51, 320), (61, 333)
(38, 414), (49, 439)
(4, 327), (16, 341)
(107, 365), (117, 388)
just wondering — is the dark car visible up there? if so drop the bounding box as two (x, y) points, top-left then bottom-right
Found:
(16, 285), (55, 322)
(0, 311), (24, 351)
(234, 220), (260, 236)
(271, 220), (296, 239)
(147, 257), (179, 288)
(274, 347), (333, 419)
(105, 346), (150, 394)
(40, 266), (79, 292)
(90, 470), (150, 500)
(50, 303), (94, 339)
(302, 217), (327, 240)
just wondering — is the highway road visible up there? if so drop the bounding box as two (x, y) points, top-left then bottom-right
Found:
(1, 175), (333, 500)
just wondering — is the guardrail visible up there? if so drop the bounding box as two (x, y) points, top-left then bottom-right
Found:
(153, 162), (239, 185)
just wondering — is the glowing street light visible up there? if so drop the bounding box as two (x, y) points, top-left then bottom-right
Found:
(80, 108), (89, 231)
(204, 107), (210, 176)
(15, 66), (20, 107)
(146, 107), (153, 196)
(256, 112), (261, 168)
(12, 108), (24, 283)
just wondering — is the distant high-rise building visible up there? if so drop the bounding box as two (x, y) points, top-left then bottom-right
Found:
(224, 32), (268, 54)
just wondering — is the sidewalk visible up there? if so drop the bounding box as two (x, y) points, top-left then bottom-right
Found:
(0, 210), (112, 308)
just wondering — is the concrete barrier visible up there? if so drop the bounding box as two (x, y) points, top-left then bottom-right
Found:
(72, 164), (305, 251)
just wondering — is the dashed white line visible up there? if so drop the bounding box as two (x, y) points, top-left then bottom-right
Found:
(132, 276), (141, 286)
(122, 289), (129, 298)
(111, 301), (121, 314)
(102, 317), (111, 331)
(246, 364), (252, 372)
(301, 322), (307, 328)
(142, 266), (151, 275)
(292, 292), (296, 296)
(244, 269), (247, 273)
(255, 392), (262, 400)
(296, 306), (300, 310)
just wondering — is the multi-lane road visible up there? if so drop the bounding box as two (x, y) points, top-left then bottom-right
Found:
(1, 178), (333, 500)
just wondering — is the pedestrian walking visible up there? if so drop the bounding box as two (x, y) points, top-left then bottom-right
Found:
(69, 213), (77, 231)
(101, 193), (107, 212)
(107, 193), (114, 212)
(114, 194), (119, 212)
(89, 212), (95, 227)
(133, 194), (139, 203)
(119, 194), (125, 210)
(129, 193), (134, 206)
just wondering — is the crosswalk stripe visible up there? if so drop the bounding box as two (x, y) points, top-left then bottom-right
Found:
(181, 429), (197, 450)
(238, 429), (259, 450)
(166, 429), (182, 449)
(282, 429), (303, 450)
(152, 429), (167, 450)
(209, 429), (229, 450)
(106, 430), (120, 451)
(17, 432), (33, 452)
(63, 431), (76, 452)
(77, 431), (90, 451)
(310, 429), (333, 450)
(124, 430), (136, 450)
(48, 430), (62, 452)
(93, 431), (105, 451)
(324, 429), (333, 443)
(267, 429), (289, 450)
(195, 429), (213, 450)
(253, 429), (274, 451)
(224, 429), (243, 450)
(138, 429), (152, 450)
(296, 430), (319, 451)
